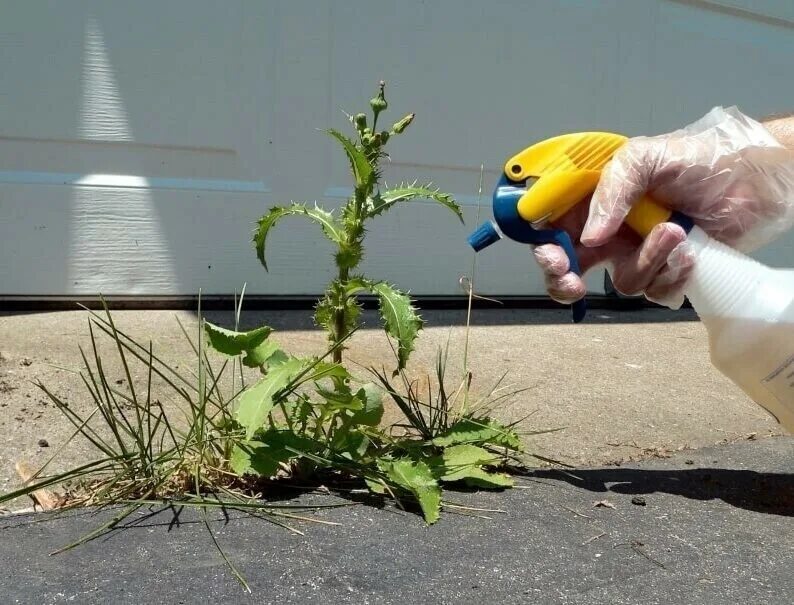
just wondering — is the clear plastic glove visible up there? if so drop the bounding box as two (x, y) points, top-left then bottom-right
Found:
(535, 106), (794, 309)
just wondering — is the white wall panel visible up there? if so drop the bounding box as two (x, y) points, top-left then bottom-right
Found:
(0, 0), (792, 297)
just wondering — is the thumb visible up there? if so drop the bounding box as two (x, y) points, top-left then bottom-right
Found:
(581, 138), (659, 247)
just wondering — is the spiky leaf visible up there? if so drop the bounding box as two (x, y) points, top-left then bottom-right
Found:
(438, 444), (513, 489)
(203, 320), (286, 369)
(203, 321), (271, 356)
(315, 384), (364, 412)
(369, 182), (463, 222)
(432, 417), (523, 451)
(441, 444), (499, 468)
(335, 242), (363, 270)
(302, 361), (350, 384)
(236, 358), (312, 439)
(314, 278), (363, 343)
(231, 429), (318, 477)
(313, 296), (334, 334)
(377, 458), (441, 524)
(242, 340), (286, 368)
(446, 466), (513, 489)
(365, 477), (388, 495)
(371, 282), (423, 371)
(327, 129), (373, 191)
(350, 383), (384, 426)
(344, 278), (422, 371)
(332, 429), (371, 460)
(230, 440), (282, 477)
(253, 203), (344, 270)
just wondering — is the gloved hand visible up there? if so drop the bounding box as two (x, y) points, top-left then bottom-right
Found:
(534, 106), (794, 309)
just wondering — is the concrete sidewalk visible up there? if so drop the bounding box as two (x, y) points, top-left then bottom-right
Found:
(1, 436), (792, 604)
(0, 308), (786, 499)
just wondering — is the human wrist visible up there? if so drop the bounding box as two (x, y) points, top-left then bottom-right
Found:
(762, 114), (794, 151)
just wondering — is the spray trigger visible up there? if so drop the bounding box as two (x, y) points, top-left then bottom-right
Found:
(468, 174), (587, 323)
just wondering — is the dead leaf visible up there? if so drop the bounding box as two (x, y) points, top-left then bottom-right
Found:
(15, 460), (61, 510)
(593, 499), (616, 509)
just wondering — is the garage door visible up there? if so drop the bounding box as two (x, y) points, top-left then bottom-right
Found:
(1, 0), (792, 298)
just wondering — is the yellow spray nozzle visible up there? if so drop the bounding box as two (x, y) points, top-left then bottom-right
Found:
(505, 132), (672, 237)
(469, 130), (694, 323)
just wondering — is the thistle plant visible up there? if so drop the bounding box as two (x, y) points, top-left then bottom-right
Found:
(2, 84), (541, 576)
(253, 81), (463, 369)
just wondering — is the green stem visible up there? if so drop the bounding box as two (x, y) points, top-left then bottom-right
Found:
(333, 265), (349, 364)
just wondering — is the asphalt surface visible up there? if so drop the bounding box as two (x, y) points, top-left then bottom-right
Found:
(2, 436), (792, 604)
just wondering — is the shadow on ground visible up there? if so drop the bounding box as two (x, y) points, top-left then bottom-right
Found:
(531, 466), (794, 517)
(0, 304), (700, 328)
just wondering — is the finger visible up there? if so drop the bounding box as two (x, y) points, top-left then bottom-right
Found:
(575, 230), (638, 274)
(582, 138), (662, 247)
(645, 275), (689, 309)
(610, 222), (687, 296)
(541, 234), (640, 304)
(546, 272), (587, 305)
(644, 241), (696, 308)
(533, 244), (569, 277)
(540, 198), (645, 304)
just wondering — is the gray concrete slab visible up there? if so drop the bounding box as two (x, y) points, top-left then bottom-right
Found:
(1, 436), (792, 604)
(0, 308), (785, 502)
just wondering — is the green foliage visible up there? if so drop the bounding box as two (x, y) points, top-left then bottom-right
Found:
(369, 181), (464, 222)
(0, 304), (353, 591)
(437, 444), (514, 489)
(344, 277), (423, 372)
(370, 282), (423, 372)
(377, 458), (441, 524)
(432, 417), (523, 451)
(327, 128), (373, 190)
(252, 81), (462, 370)
(201, 315), (524, 524)
(254, 203), (343, 270)
(5, 87), (531, 556)
(231, 429), (318, 477)
(204, 322), (271, 355)
(204, 320), (283, 368)
(350, 383), (385, 426)
(241, 340), (286, 369)
(236, 357), (314, 440)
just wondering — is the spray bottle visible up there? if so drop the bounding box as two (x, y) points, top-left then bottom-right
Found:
(468, 131), (794, 431)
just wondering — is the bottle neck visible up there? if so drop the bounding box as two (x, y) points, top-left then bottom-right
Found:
(684, 226), (770, 319)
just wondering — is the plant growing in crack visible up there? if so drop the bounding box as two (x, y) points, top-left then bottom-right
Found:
(253, 81), (463, 369)
(1, 84), (556, 593)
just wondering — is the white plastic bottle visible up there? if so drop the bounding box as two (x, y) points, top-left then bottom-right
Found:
(684, 226), (794, 431)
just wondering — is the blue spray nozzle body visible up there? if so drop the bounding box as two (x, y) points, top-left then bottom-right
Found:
(467, 174), (587, 323)
(468, 221), (502, 251)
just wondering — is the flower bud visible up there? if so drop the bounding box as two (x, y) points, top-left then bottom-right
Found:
(353, 113), (367, 129)
(370, 81), (388, 114)
(379, 130), (390, 143)
(391, 113), (414, 134)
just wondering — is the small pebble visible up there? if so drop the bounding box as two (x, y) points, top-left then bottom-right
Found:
(20, 357), (32, 367)
(38, 439), (49, 448)
(631, 496), (647, 506)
